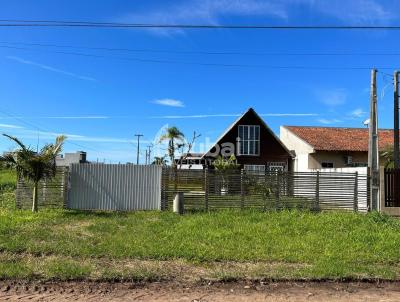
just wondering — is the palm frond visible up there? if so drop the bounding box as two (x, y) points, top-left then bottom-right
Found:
(3, 134), (28, 151)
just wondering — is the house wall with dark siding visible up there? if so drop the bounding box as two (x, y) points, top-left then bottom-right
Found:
(205, 109), (292, 169)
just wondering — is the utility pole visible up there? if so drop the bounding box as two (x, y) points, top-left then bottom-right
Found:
(134, 134), (143, 165)
(145, 150), (148, 165)
(368, 69), (379, 211)
(147, 145), (152, 165)
(394, 70), (400, 168)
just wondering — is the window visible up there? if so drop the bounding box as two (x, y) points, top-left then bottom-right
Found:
(267, 162), (286, 172)
(321, 162), (334, 168)
(244, 164), (265, 173)
(238, 125), (260, 156)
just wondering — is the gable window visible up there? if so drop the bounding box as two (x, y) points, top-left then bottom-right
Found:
(238, 125), (260, 156)
(321, 162), (334, 168)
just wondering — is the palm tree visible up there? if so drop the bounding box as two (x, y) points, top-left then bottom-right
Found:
(152, 156), (167, 166)
(381, 145), (394, 168)
(159, 126), (184, 167)
(0, 134), (66, 212)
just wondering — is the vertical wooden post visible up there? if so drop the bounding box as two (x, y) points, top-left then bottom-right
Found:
(204, 168), (209, 211)
(161, 167), (168, 211)
(353, 172), (358, 212)
(240, 169), (245, 209)
(315, 171), (320, 211)
(275, 172), (281, 209)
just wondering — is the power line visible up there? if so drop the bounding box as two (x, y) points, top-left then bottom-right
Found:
(0, 44), (395, 70)
(0, 107), (105, 154)
(3, 41), (400, 57)
(1, 19), (400, 30)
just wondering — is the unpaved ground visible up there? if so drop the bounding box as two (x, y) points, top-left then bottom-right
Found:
(1, 281), (400, 301)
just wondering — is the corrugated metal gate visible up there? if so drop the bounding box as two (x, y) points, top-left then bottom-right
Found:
(67, 164), (162, 211)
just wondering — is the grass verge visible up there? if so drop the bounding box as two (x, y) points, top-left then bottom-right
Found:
(0, 208), (400, 281)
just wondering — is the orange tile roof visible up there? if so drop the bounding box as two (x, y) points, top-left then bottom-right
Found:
(285, 126), (395, 152)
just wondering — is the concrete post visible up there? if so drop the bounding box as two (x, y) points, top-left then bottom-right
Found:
(173, 192), (184, 215)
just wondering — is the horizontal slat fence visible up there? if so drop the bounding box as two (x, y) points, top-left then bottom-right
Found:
(161, 168), (369, 212)
(16, 168), (68, 209)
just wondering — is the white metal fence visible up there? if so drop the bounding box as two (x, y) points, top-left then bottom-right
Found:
(67, 164), (162, 211)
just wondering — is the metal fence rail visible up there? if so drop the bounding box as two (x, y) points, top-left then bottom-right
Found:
(161, 168), (369, 212)
(384, 168), (400, 207)
(67, 164), (162, 211)
(16, 168), (68, 209)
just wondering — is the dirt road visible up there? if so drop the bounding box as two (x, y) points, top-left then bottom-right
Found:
(1, 281), (400, 301)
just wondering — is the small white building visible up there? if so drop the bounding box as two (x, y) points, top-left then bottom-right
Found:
(56, 151), (88, 167)
(280, 126), (394, 172)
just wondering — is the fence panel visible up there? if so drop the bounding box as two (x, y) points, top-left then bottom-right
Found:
(68, 164), (162, 211)
(384, 168), (400, 207)
(16, 168), (68, 209)
(162, 168), (369, 212)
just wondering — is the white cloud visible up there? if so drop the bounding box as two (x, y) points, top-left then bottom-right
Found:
(0, 123), (23, 129)
(307, 0), (394, 25)
(0, 116), (109, 120)
(152, 98), (185, 107)
(350, 108), (367, 118)
(317, 118), (343, 125)
(6, 56), (96, 82)
(118, 0), (394, 36)
(151, 112), (317, 119)
(315, 88), (347, 106)
(119, 0), (288, 36)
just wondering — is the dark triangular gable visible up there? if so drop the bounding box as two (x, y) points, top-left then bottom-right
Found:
(202, 108), (293, 159)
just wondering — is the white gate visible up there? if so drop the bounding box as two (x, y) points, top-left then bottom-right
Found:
(68, 164), (162, 211)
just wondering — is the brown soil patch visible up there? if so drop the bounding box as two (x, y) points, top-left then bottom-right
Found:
(1, 281), (400, 301)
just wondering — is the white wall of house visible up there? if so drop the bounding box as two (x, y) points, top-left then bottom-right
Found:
(280, 126), (314, 172)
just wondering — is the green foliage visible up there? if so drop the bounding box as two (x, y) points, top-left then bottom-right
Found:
(159, 126), (185, 167)
(381, 145), (394, 168)
(0, 134), (66, 211)
(1, 209), (400, 280)
(0, 168), (16, 191)
(213, 155), (240, 171)
(152, 156), (168, 166)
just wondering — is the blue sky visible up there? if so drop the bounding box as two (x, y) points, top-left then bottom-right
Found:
(0, 0), (399, 163)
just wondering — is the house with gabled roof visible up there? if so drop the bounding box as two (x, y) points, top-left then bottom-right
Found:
(200, 108), (293, 172)
(280, 126), (395, 171)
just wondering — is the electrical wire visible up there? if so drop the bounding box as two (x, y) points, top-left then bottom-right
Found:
(2, 41), (400, 57)
(0, 44), (397, 70)
(0, 107), (106, 155)
(1, 19), (400, 30)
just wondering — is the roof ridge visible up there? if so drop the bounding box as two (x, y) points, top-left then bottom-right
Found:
(284, 125), (394, 130)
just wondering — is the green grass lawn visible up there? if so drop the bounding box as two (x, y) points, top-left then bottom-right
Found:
(0, 169), (16, 191)
(0, 208), (400, 281)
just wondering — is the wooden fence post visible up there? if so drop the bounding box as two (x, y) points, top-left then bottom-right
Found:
(204, 168), (209, 211)
(240, 169), (245, 209)
(275, 172), (281, 209)
(161, 168), (167, 211)
(315, 171), (320, 211)
(354, 172), (358, 212)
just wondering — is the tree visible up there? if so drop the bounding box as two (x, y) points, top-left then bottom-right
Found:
(213, 155), (240, 195)
(159, 126), (184, 167)
(213, 155), (240, 171)
(381, 145), (394, 168)
(152, 156), (167, 166)
(0, 134), (66, 212)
